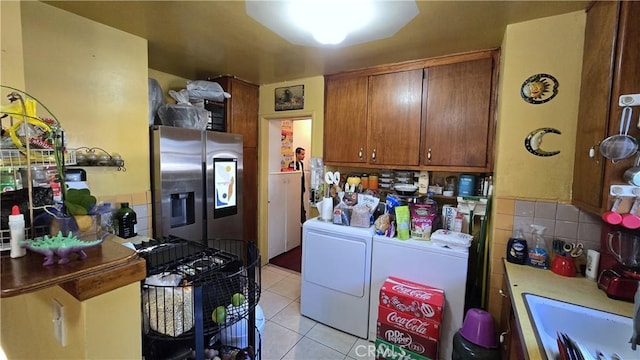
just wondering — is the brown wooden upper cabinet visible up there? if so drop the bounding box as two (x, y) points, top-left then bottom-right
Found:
(213, 76), (259, 148)
(324, 75), (369, 164)
(421, 56), (495, 170)
(368, 70), (423, 166)
(572, 1), (640, 215)
(323, 49), (498, 171)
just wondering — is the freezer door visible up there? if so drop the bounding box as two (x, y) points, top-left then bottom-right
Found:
(151, 126), (205, 241)
(205, 131), (244, 240)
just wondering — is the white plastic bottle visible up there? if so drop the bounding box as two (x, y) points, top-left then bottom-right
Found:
(9, 205), (26, 258)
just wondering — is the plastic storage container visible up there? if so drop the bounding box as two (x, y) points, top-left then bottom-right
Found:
(452, 308), (500, 359)
(452, 332), (501, 360)
(220, 305), (265, 349)
(459, 308), (498, 348)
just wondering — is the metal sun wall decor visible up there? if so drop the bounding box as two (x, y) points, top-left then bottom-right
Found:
(520, 73), (560, 157)
(525, 127), (561, 157)
(520, 73), (559, 104)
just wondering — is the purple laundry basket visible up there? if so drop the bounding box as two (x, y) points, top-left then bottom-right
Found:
(459, 308), (498, 348)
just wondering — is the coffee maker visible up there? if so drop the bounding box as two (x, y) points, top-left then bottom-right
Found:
(597, 228), (640, 302)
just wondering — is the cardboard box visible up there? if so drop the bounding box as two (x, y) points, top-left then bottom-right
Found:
(378, 306), (440, 341)
(375, 338), (432, 360)
(377, 322), (438, 359)
(379, 276), (445, 322)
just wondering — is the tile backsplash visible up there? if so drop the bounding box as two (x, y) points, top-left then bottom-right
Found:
(97, 191), (151, 238)
(513, 200), (601, 251)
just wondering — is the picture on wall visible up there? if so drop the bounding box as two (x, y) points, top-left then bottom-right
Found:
(275, 85), (304, 111)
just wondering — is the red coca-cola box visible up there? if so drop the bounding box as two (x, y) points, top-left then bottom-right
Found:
(378, 305), (440, 341)
(377, 322), (438, 359)
(379, 276), (445, 323)
(375, 338), (432, 360)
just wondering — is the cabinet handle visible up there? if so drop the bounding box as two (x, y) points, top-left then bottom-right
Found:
(358, 147), (363, 160)
(427, 148), (432, 161)
(371, 148), (377, 162)
(500, 331), (509, 344)
(499, 289), (507, 298)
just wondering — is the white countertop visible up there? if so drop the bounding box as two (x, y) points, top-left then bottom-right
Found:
(504, 259), (634, 359)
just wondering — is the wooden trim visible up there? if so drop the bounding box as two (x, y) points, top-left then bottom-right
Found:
(1, 237), (145, 300)
(59, 257), (146, 301)
(325, 48), (500, 79)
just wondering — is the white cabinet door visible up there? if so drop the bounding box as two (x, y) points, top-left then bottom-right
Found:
(286, 173), (302, 251)
(267, 172), (301, 259)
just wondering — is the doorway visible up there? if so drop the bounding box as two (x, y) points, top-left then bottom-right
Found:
(266, 117), (312, 265)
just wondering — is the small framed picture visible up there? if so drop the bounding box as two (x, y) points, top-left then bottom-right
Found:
(275, 85), (304, 111)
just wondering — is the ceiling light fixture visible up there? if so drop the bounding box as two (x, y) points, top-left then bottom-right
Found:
(246, 0), (419, 48)
(289, 0), (374, 45)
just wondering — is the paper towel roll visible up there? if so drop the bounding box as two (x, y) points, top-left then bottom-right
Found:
(586, 249), (600, 280)
(318, 197), (333, 221)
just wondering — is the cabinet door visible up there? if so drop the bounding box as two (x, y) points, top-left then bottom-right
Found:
(572, 1), (619, 212)
(216, 76), (259, 148)
(267, 175), (286, 259)
(286, 173), (302, 251)
(324, 75), (369, 163)
(422, 57), (494, 168)
(367, 69), (423, 166)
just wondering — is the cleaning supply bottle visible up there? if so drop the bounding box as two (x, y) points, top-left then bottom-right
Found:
(506, 227), (528, 265)
(528, 224), (549, 269)
(9, 205), (26, 258)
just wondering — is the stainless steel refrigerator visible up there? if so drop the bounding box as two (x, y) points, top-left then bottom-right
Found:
(150, 125), (243, 243)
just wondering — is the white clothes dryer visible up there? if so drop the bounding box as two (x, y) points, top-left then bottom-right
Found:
(300, 218), (375, 338)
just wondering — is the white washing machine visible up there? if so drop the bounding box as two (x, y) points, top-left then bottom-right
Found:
(369, 235), (469, 360)
(300, 218), (375, 338)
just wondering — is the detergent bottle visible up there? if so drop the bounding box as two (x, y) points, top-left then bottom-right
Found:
(506, 227), (528, 265)
(528, 224), (549, 269)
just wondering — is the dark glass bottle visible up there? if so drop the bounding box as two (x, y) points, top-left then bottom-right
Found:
(114, 202), (137, 239)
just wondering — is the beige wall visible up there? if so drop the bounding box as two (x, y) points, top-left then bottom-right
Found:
(148, 68), (191, 104)
(1, 3), (144, 358)
(2, 283), (141, 359)
(20, 2), (149, 199)
(257, 77), (324, 261)
(487, 11), (586, 320)
(0, 1), (26, 94)
(494, 11), (585, 201)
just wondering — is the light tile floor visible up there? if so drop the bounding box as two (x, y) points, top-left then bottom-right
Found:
(259, 264), (375, 360)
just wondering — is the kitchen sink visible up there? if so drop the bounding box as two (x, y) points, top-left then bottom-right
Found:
(522, 293), (635, 359)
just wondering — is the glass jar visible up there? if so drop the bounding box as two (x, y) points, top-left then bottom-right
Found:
(361, 173), (369, 189)
(369, 174), (379, 190)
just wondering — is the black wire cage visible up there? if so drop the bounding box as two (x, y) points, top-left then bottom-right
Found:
(136, 236), (261, 360)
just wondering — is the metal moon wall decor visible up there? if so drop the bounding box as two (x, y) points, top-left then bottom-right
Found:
(525, 127), (561, 157)
(521, 73), (559, 104)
